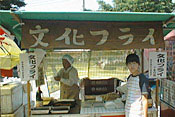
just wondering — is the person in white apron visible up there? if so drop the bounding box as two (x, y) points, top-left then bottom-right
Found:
(125, 54), (149, 117)
(54, 54), (80, 113)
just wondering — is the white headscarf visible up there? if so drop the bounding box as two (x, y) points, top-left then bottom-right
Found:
(62, 54), (74, 65)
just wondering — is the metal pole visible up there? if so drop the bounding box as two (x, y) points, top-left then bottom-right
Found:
(141, 49), (144, 73)
(45, 74), (50, 97)
(87, 51), (92, 78)
(83, 0), (85, 11)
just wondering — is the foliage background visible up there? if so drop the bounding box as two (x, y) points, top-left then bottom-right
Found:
(0, 0), (26, 10)
(97, 0), (175, 13)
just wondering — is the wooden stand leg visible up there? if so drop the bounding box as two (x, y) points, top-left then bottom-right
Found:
(27, 81), (31, 117)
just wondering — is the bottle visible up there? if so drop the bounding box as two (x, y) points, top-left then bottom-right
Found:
(148, 88), (153, 108)
(36, 86), (43, 107)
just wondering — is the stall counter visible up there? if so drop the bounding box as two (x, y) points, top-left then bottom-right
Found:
(31, 106), (157, 117)
(80, 106), (157, 117)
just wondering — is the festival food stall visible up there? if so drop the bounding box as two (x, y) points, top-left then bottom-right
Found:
(0, 11), (175, 117)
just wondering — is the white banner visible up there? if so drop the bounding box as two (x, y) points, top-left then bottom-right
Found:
(34, 49), (46, 66)
(149, 52), (167, 78)
(20, 53), (38, 81)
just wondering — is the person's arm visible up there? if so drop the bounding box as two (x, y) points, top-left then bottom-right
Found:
(60, 68), (79, 86)
(140, 74), (149, 117)
(142, 94), (148, 117)
(54, 69), (62, 81)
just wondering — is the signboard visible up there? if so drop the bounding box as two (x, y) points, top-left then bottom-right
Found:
(22, 20), (164, 50)
(20, 53), (38, 81)
(34, 49), (46, 86)
(149, 52), (167, 78)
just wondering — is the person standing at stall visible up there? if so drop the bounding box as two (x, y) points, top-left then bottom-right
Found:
(54, 54), (80, 100)
(125, 54), (149, 117)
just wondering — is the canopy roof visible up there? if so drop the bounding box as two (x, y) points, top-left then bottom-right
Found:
(0, 10), (175, 41)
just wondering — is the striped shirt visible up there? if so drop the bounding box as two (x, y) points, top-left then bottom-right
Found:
(125, 74), (149, 117)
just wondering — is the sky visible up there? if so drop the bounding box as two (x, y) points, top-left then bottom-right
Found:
(22, 0), (175, 12)
(22, 0), (113, 11)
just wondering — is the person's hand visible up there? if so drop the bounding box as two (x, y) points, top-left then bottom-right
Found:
(110, 77), (116, 80)
(110, 77), (116, 82)
(83, 77), (90, 80)
(54, 76), (61, 81)
(79, 77), (89, 87)
(79, 79), (85, 87)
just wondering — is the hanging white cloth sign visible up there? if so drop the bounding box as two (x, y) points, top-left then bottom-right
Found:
(149, 52), (167, 78)
(20, 53), (38, 81)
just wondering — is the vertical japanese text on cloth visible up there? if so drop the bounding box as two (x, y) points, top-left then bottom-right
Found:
(29, 54), (37, 80)
(149, 52), (167, 78)
(20, 53), (38, 81)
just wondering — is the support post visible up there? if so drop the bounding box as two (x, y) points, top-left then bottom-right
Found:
(155, 48), (159, 117)
(27, 81), (31, 117)
(156, 79), (159, 117)
(141, 49), (144, 73)
(87, 51), (92, 78)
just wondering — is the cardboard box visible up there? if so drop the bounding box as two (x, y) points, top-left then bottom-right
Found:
(1, 105), (24, 117)
(0, 83), (23, 114)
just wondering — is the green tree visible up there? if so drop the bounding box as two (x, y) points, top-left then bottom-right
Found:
(97, 0), (175, 13)
(0, 0), (26, 10)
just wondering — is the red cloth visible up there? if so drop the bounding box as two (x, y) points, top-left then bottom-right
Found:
(0, 27), (5, 35)
(0, 69), (13, 77)
(164, 30), (175, 41)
